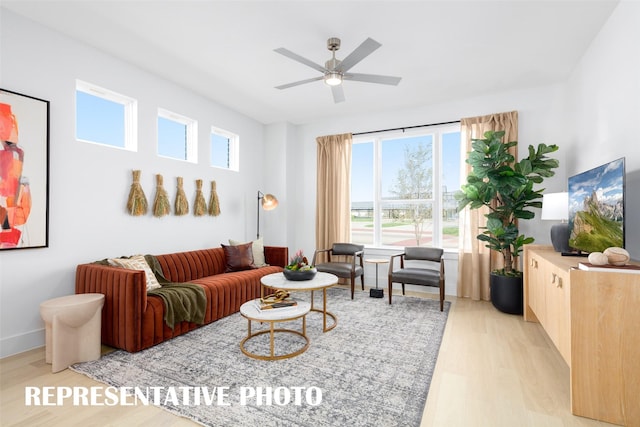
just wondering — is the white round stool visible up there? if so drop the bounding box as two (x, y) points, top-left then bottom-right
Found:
(39, 293), (105, 373)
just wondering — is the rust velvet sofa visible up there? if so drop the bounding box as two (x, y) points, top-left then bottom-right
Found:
(75, 245), (288, 353)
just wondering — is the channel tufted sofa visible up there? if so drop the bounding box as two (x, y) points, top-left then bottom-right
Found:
(75, 245), (288, 353)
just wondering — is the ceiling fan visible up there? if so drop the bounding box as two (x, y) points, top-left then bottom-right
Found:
(274, 37), (402, 103)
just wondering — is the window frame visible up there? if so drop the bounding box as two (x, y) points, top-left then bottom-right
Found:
(210, 126), (239, 172)
(75, 80), (137, 151)
(351, 123), (460, 249)
(157, 108), (198, 163)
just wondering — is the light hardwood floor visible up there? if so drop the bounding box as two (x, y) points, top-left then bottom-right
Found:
(1, 291), (617, 427)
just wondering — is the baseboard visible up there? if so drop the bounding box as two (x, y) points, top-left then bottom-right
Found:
(0, 328), (44, 359)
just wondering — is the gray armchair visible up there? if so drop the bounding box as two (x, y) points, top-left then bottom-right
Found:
(312, 243), (364, 299)
(388, 247), (444, 311)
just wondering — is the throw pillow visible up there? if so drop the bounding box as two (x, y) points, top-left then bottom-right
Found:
(107, 255), (162, 291)
(228, 237), (267, 267)
(221, 242), (256, 272)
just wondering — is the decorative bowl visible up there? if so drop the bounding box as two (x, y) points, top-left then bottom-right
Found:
(283, 267), (317, 281)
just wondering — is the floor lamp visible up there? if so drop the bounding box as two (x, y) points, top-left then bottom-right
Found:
(257, 191), (278, 239)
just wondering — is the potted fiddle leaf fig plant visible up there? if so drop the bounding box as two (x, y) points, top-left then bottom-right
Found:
(456, 130), (559, 314)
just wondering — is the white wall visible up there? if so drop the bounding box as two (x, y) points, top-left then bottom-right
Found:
(564, 0), (640, 260)
(0, 11), (268, 357)
(263, 122), (294, 247)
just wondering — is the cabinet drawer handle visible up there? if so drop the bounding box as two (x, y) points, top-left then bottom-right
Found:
(551, 273), (563, 288)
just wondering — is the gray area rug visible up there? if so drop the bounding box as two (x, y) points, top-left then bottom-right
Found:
(71, 287), (450, 427)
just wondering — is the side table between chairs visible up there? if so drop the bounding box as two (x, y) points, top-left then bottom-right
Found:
(365, 258), (389, 298)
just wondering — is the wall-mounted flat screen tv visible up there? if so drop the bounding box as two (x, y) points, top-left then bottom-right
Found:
(568, 157), (625, 253)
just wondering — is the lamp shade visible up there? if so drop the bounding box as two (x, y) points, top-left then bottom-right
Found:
(261, 193), (278, 210)
(541, 192), (568, 221)
(541, 192), (571, 253)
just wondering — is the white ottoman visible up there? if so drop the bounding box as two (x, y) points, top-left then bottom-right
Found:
(39, 293), (105, 373)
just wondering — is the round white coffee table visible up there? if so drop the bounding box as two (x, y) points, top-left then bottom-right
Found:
(261, 272), (339, 332)
(239, 299), (311, 361)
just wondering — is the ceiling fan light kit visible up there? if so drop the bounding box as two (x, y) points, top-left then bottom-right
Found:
(274, 37), (401, 103)
(324, 72), (342, 86)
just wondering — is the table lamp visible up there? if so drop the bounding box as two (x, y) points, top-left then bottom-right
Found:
(541, 192), (571, 253)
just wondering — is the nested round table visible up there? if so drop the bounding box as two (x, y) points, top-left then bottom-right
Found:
(260, 272), (339, 332)
(239, 299), (311, 361)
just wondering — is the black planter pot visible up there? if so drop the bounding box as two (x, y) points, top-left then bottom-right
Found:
(490, 273), (523, 315)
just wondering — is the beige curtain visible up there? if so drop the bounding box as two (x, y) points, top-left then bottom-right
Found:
(457, 111), (518, 300)
(316, 133), (352, 256)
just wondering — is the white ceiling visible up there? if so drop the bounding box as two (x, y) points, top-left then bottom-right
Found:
(2, 1), (619, 125)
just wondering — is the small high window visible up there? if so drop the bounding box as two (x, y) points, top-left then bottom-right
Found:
(75, 80), (137, 150)
(210, 127), (239, 171)
(157, 108), (197, 162)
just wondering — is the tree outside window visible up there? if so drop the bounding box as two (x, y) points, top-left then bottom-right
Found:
(388, 141), (433, 245)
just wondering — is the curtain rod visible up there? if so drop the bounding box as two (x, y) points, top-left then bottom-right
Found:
(352, 120), (460, 136)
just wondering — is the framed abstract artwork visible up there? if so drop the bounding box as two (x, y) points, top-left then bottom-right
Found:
(0, 88), (50, 250)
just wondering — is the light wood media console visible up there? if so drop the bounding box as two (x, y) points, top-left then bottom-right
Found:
(523, 245), (639, 426)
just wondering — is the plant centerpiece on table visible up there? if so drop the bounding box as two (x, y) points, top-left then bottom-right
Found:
(455, 130), (559, 314)
(283, 249), (317, 281)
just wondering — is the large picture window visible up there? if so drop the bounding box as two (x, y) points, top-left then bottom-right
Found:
(351, 124), (461, 249)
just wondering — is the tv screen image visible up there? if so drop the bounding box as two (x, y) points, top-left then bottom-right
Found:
(568, 157), (625, 253)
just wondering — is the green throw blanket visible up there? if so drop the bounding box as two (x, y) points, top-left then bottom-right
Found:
(95, 255), (207, 329)
(144, 255), (207, 329)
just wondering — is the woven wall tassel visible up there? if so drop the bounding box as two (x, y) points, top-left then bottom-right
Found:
(208, 180), (221, 216)
(174, 176), (189, 216)
(152, 174), (171, 217)
(126, 170), (148, 216)
(193, 179), (207, 216)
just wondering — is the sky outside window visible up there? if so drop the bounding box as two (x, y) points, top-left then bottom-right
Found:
(158, 116), (188, 160)
(211, 133), (230, 168)
(76, 91), (125, 147)
(442, 131), (461, 193)
(381, 135), (433, 199)
(351, 142), (373, 202)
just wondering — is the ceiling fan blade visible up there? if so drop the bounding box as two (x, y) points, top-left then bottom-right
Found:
(331, 85), (345, 103)
(274, 47), (327, 74)
(336, 38), (381, 72)
(344, 73), (402, 86)
(275, 76), (324, 90)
